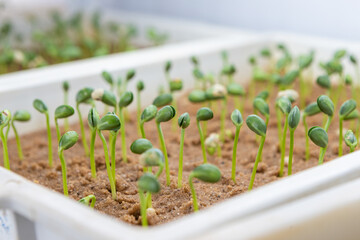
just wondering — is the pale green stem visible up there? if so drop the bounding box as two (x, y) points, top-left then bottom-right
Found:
(110, 131), (117, 180)
(0, 128), (9, 169)
(303, 115), (310, 161)
(139, 190), (148, 227)
(58, 149), (68, 196)
(171, 95), (178, 131)
(140, 121), (146, 138)
(119, 108), (127, 163)
(318, 147), (327, 165)
(11, 121), (24, 160)
(276, 108), (283, 147)
(232, 126), (241, 183)
(55, 118), (61, 143)
(339, 118), (343, 156)
(279, 114), (289, 177)
(89, 129), (97, 178)
(197, 120), (207, 163)
(189, 174), (199, 212)
(64, 91), (70, 131)
(45, 112), (53, 168)
(248, 135), (266, 190)
(178, 128), (185, 188)
(156, 122), (170, 186)
(324, 116), (332, 132)
(76, 104), (90, 156)
(356, 119), (360, 140)
(220, 97), (227, 142)
(288, 129), (295, 176)
(137, 90), (142, 137)
(98, 131), (117, 200)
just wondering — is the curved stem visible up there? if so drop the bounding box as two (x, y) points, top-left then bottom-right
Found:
(45, 112), (53, 168)
(0, 128), (9, 169)
(171, 96), (178, 131)
(248, 136), (266, 190)
(89, 195), (96, 208)
(276, 107), (282, 147)
(303, 115), (310, 161)
(232, 126), (241, 183)
(339, 118), (343, 156)
(189, 175), (198, 212)
(89, 129), (97, 178)
(119, 108), (127, 163)
(350, 146), (355, 153)
(156, 122), (170, 186)
(220, 97), (227, 142)
(140, 121), (146, 138)
(279, 114), (288, 177)
(139, 190), (148, 227)
(12, 121), (24, 161)
(197, 120), (207, 163)
(55, 118), (61, 143)
(288, 129), (294, 176)
(76, 104), (89, 156)
(324, 115), (332, 132)
(137, 90), (142, 137)
(98, 131), (117, 200)
(318, 147), (327, 165)
(58, 149), (68, 196)
(178, 128), (185, 188)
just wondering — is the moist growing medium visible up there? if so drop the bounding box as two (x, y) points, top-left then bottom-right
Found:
(0, 82), (351, 226)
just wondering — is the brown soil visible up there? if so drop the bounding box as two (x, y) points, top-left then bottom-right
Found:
(0, 81), (354, 226)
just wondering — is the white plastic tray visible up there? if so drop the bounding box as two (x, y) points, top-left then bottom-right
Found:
(1, 18), (360, 239)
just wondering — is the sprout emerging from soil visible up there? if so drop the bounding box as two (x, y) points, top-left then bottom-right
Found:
(97, 112), (121, 200)
(230, 109), (243, 183)
(140, 105), (157, 138)
(79, 194), (96, 208)
(287, 106), (300, 175)
(58, 131), (79, 196)
(153, 93), (173, 108)
(76, 87), (94, 156)
(303, 102), (321, 160)
(88, 108), (100, 178)
(136, 81), (145, 135)
(155, 105), (176, 186)
(0, 110), (11, 169)
(246, 115), (267, 190)
(6, 110), (31, 161)
(62, 81), (70, 130)
(196, 107), (214, 163)
(344, 130), (357, 152)
(138, 173), (161, 227)
(308, 126), (328, 164)
(33, 99), (53, 167)
(189, 163), (221, 212)
(54, 105), (75, 142)
(118, 91), (134, 163)
(276, 96), (291, 177)
(338, 99), (357, 156)
(317, 95), (334, 132)
(177, 112), (190, 188)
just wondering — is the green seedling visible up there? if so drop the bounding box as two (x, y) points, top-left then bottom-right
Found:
(0, 110), (11, 169)
(102, 71), (114, 91)
(136, 81), (145, 135)
(253, 97), (270, 126)
(276, 97), (291, 177)
(344, 130), (357, 152)
(256, 90), (269, 101)
(79, 194), (96, 208)
(206, 84), (226, 141)
(177, 112), (190, 188)
(308, 126), (328, 164)
(303, 102), (321, 160)
(140, 105), (157, 138)
(33, 99), (53, 167)
(164, 60), (172, 84)
(54, 105), (74, 142)
(287, 106), (300, 175)
(280, 70), (299, 88)
(344, 109), (360, 139)
(62, 81), (70, 130)
(76, 87), (94, 156)
(298, 52), (314, 108)
(221, 64), (236, 83)
(189, 164), (221, 212)
(205, 133), (220, 155)
(92, 88), (117, 112)
(87, 108), (100, 178)
(246, 115), (267, 190)
(6, 110), (31, 160)
(230, 109), (243, 183)
(130, 138), (153, 155)
(138, 173), (160, 227)
(122, 69), (136, 93)
(277, 89), (298, 103)
(196, 107), (214, 163)
(118, 91), (134, 163)
(338, 99), (357, 156)
(97, 112), (121, 200)
(334, 49), (346, 60)
(227, 82), (245, 111)
(188, 90), (207, 103)
(349, 54), (360, 85)
(153, 93), (173, 107)
(317, 95), (334, 132)
(316, 75), (331, 95)
(58, 131), (79, 196)
(140, 148), (164, 208)
(155, 105), (176, 185)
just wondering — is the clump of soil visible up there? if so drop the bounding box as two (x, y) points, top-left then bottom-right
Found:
(0, 82), (352, 226)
